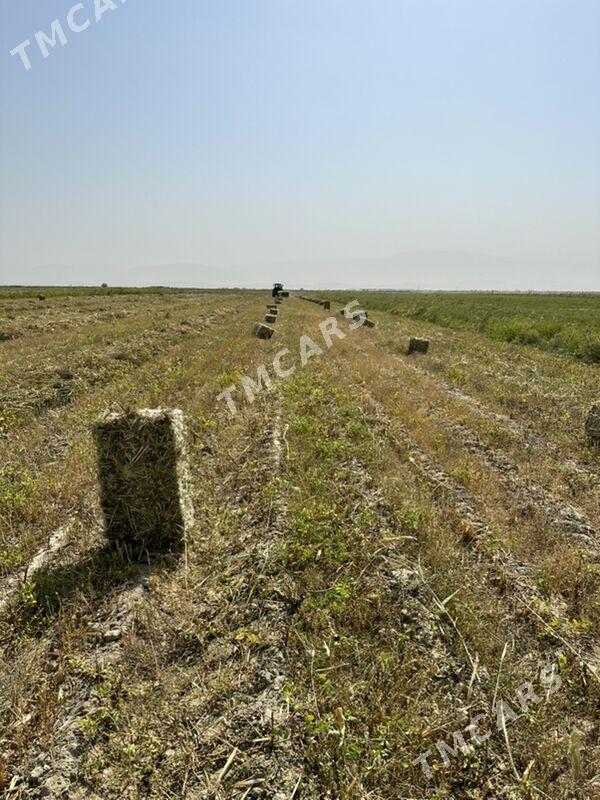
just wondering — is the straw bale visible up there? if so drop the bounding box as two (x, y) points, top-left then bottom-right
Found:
(93, 408), (193, 553)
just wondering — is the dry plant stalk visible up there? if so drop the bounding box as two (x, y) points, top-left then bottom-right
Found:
(93, 408), (194, 553)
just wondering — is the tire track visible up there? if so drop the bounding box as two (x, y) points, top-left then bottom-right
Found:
(0, 520), (86, 615)
(345, 334), (599, 551)
(452, 419), (598, 549)
(394, 353), (600, 487)
(187, 396), (302, 800)
(374, 361), (599, 553)
(336, 361), (600, 681)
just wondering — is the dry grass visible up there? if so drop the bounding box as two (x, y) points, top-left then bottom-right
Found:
(0, 290), (598, 798)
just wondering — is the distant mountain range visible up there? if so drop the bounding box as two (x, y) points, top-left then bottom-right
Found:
(6, 251), (598, 291)
(232, 252), (598, 291)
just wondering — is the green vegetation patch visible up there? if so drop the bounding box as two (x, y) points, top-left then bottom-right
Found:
(324, 291), (600, 363)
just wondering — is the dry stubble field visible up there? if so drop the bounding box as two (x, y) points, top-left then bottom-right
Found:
(0, 288), (599, 800)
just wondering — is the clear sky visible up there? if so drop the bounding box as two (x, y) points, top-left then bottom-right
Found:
(1, 0), (599, 289)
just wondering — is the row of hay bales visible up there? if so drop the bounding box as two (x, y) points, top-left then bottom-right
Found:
(89, 289), (599, 560)
(297, 295), (436, 354)
(335, 304), (430, 352)
(336, 304), (376, 328)
(93, 291), (286, 553)
(252, 293), (286, 339)
(297, 295), (331, 310)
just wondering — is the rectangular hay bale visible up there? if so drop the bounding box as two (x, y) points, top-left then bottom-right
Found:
(265, 313), (277, 324)
(585, 402), (600, 445)
(93, 409), (193, 553)
(407, 337), (430, 355)
(252, 322), (275, 339)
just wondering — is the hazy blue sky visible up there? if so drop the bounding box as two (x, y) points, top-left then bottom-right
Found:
(1, 0), (599, 288)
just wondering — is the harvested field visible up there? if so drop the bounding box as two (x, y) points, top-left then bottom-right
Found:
(323, 291), (600, 364)
(1, 288), (600, 799)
